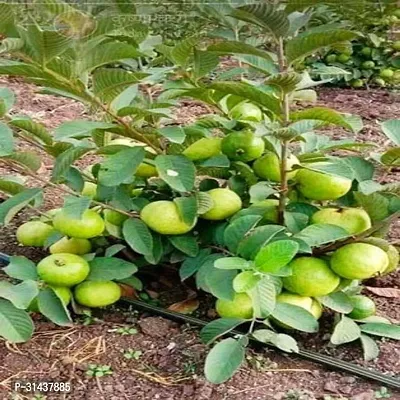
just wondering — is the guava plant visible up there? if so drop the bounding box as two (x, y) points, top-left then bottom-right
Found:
(0, 0), (399, 385)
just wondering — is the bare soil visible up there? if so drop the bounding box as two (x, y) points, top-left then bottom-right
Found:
(0, 78), (399, 400)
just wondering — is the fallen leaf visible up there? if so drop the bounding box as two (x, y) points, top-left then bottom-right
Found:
(146, 289), (159, 299)
(168, 298), (199, 314)
(365, 286), (400, 298)
(118, 283), (138, 299)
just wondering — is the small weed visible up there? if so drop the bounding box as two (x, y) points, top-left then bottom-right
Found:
(80, 310), (100, 326)
(182, 360), (197, 376)
(122, 349), (143, 360)
(86, 364), (113, 378)
(109, 326), (138, 336)
(31, 396), (47, 400)
(246, 354), (278, 372)
(283, 390), (316, 400)
(375, 387), (391, 399)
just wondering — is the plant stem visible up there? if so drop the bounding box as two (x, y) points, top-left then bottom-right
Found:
(277, 37), (290, 225)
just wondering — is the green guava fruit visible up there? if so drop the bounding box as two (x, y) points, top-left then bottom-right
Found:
(347, 295), (376, 320)
(103, 209), (129, 227)
(49, 237), (92, 255)
(200, 188), (242, 220)
(283, 257), (340, 297)
(16, 221), (55, 247)
(253, 151), (299, 182)
(310, 207), (371, 235)
(215, 293), (253, 319)
(182, 138), (222, 161)
(74, 280), (121, 308)
(141, 200), (196, 235)
(330, 243), (389, 279)
(221, 130), (265, 162)
(229, 102), (263, 122)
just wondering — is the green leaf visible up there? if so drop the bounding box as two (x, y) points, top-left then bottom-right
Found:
(265, 72), (302, 93)
(52, 146), (93, 180)
(207, 41), (275, 61)
(250, 276), (276, 319)
(123, 218), (153, 256)
(253, 329), (299, 353)
(201, 318), (246, 345)
(118, 276), (142, 291)
(286, 30), (357, 64)
(354, 192), (389, 222)
(231, 4), (289, 38)
(206, 268), (237, 301)
(254, 240), (299, 274)
(0, 87), (14, 115)
(249, 182), (277, 203)
(0, 188), (42, 225)
(360, 323), (400, 340)
(360, 334), (380, 362)
(194, 49), (219, 79)
(38, 288), (72, 327)
(284, 211), (308, 234)
(271, 303), (319, 333)
(204, 337), (246, 384)
(0, 121), (14, 156)
(4, 256), (38, 281)
(155, 155), (196, 192)
(224, 215), (262, 253)
(169, 235), (199, 257)
(81, 42), (143, 73)
(87, 257), (138, 281)
(290, 107), (354, 131)
(235, 55), (278, 75)
(343, 156), (374, 182)
(233, 271), (260, 293)
(174, 196), (197, 227)
(381, 120), (400, 145)
(0, 280), (39, 309)
(237, 225), (285, 260)
(0, 177), (25, 195)
(214, 257), (251, 270)
(10, 116), (53, 145)
(180, 248), (211, 281)
(61, 195), (91, 220)
(171, 36), (199, 67)
(319, 292), (353, 314)
(196, 192), (214, 214)
(0, 299), (34, 343)
(381, 148), (400, 166)
(331, 316), (361, 345)
(98, 147), (145, 187)
(4, 151), (42, 172)
(294, 224), (350, 247)
(54, 120), (115, 140)
(209, 82), (281, 115)
(158, 126), (186, 144)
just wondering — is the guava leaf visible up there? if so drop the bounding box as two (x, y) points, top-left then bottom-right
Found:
(38, 288), (72, 327)
(180, 248), (211, 281)
(0, 299), (34, 343)
(204, 337), (246, 384)
(123, 218), (153, 256)
(254, 240), (299, 274)
(354, 192), (390, 221)
(200, 318), (246, 345)
(87, 257), (138, 281)
(318, 292), (353, 314)
(224, 215), (262, 253)
(144, 234), (164, 265)
(4, 256), (38, 281)
(0, 280), (39, 309)
(250, 276), (276, 319)
(360, 323), (400, 340)
(54, 120), (116, 140)
(155, 155), (196, 192)
(233, 271), (261, 293)
(360, 334), (380, 361)
(174, 195), (197, 226)
(271, 303), (318, 333)
(61, 195), (91, 220)
(0, 121), (14, 156)
(169, 235), (199, 257)
(331, 316), (361, 345)
(381, 119), (400, 145)
(214, 257), (251, 270)
(294, 223), (350, 247)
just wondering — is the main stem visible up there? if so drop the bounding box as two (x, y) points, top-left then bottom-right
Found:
(277, 37), (290, 225)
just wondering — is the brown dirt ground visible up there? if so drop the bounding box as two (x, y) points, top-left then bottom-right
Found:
(0, 78), (399, 400)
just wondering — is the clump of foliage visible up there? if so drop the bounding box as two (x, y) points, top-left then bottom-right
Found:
(0, 0), (399, 385)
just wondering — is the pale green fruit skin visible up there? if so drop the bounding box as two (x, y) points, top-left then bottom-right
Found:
(310, 207), (371, 235)
(283, 257), (340, 297)
(37, 253), (90, 287)
(277, 293), (323, 320)
(53, 209), (105, 239)
(135, 163), (158, 178)
(200, 188), (242, 220)
(382, 245), (399, 275)
(16, 221), (55, 247)
(230, 102), (263, 122)
(215, 293), (253, 319)
(296, 168), (352, 201)
(182, 138), (222, 161)
(310, 300), (323, 319)
(103, 209), (129, 227)
(141, 201), (196, 235)
(29, 286), (72, 312)
(331, 243), (389, 280)
(253, 151), (299, 182)
(250, 199), (279, 223)
(82, 182), (97, 199)
(50, 237), (92, 255)
(74, 281), (121, 308)
(221, 130), (265, 162)
(347, 295), (376, 320)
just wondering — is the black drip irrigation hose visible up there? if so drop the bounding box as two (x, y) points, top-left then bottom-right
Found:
(0, 252), (399, 390)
